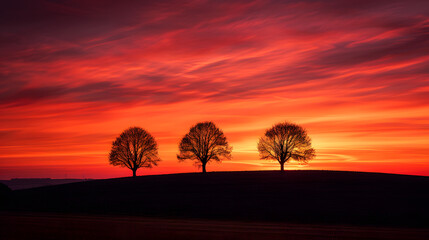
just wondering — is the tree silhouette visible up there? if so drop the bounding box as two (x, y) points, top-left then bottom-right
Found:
(258, 122), (315, 171)
(109, 127), (160, 177)
(177, 121), (232, 173)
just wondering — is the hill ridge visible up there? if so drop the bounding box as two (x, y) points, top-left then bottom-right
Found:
(6, 170), (429, 228)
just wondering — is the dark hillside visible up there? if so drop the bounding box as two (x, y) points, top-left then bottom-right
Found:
(7, 170), (429, 227)
(0, 183), (12, 209)
(0, 178), (91, 190)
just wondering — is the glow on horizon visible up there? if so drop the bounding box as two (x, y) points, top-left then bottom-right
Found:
(0, 0), (429, 178)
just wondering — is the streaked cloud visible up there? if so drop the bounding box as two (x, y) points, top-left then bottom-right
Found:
(1, 0), (428, 178)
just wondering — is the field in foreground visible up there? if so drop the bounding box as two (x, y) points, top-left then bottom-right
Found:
(4, 171), (429, 228)
(1, 213), (428, 240)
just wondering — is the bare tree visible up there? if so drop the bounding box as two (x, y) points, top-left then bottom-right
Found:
(258, 122), (315, 171)
(177, 121), (232, 173)
(109, 127), (160, 177)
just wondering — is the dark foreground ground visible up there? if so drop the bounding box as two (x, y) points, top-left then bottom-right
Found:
(2, 170), (429, 239)
(1, 213), (428, 240)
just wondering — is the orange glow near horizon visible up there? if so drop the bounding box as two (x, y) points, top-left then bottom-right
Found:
(1, 1), (429, 178)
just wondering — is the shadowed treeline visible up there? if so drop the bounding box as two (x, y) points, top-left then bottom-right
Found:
(109, 121), (315, 176)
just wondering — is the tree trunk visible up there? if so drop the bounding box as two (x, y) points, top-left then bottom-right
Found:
(202, 162), (207, 173)
(132, 169), (137, 177)
(280, 162), (285, 172)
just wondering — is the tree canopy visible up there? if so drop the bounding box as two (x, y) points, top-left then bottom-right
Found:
(258, 122), (315, 171)
(109, 127), (160, 177)
(177, 121), (232, 173)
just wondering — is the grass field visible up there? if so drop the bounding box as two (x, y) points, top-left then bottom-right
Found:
(1, 213), (428, 240)
(2, 170), (429, 239)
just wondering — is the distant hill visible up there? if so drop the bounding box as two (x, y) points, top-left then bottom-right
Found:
(6, 170), (429, 227)
(0, 178), (92, 190)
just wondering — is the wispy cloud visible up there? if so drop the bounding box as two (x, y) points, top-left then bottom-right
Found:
(1, 0), (428, 178)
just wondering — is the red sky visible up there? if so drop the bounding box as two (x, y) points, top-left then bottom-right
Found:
(1, 0), (429, 179)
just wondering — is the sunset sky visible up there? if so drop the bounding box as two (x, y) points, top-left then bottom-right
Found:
(1, 0), (429, 179)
